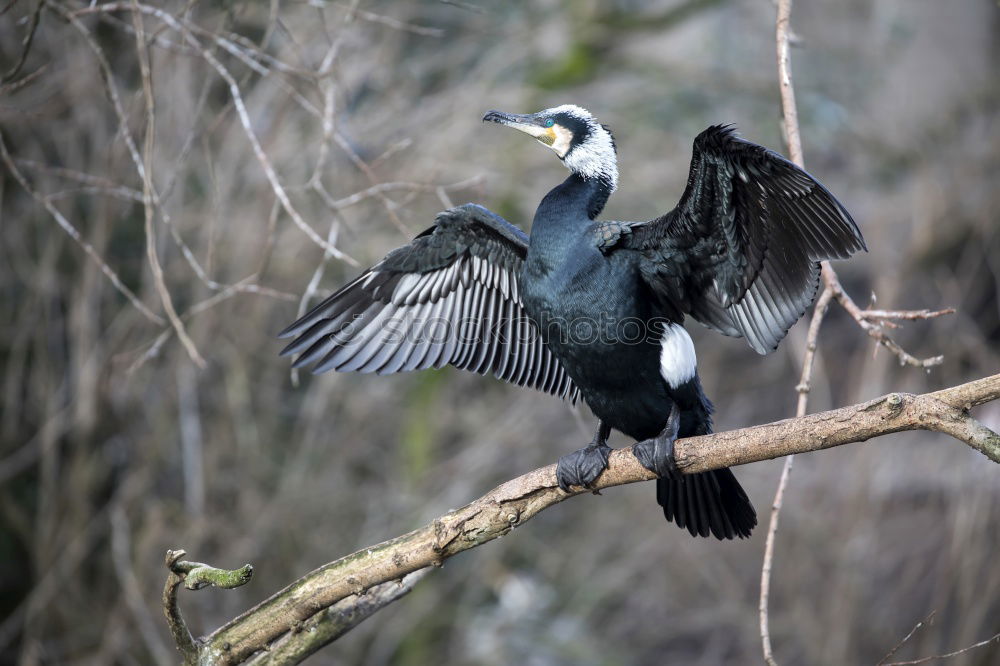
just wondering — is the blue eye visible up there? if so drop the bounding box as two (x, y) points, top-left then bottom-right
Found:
(544, 119), (555, 128)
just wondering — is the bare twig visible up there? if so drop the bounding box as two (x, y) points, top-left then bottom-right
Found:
(309, 176), (486, 212)
(70, 1), (359, 266)
(328, 2), (444, 37)
(54, 2), (235, 298)
(191, 34), (358, 266)
(759, 286), (832, 665)
(878, 611), (936, 666)
(70, 1), (312, 78)
(882, 629), (1000, 665)
(0, 132), (165, 325)
(1, 0), (43, 84)
(131, 1), (207, 368)
(761, 3), (809, 662)
(333, 130), (412, 236)
(860, 308), (955, 323)
(111, 506), (173, 666)
(125, 277), (297, 375)
(823, 267), (951, 368)
(178, 375), (1000, 664)
(775, 0), (803, 167)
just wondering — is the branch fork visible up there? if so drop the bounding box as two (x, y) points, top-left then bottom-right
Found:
(162, 549), (253, 664)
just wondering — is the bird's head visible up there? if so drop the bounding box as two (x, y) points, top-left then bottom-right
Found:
(483, 104), (618, 191)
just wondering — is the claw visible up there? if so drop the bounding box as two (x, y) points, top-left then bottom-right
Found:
(633, 404), (682, 480)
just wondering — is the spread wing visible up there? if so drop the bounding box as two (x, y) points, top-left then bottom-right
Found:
(279, 204), (579, 401)
(615, 125), (866, 354)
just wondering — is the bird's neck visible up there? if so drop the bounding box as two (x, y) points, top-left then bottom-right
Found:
(527, 173), (615, 269)
(540, 171), (615, 222)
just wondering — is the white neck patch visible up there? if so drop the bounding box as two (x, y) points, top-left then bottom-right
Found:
(659, 323), (697, 388)
(545, 104), (618, 191)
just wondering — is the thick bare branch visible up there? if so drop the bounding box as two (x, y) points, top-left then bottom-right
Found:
(176, 375), (999, 664)
(244, 569), (430, 665)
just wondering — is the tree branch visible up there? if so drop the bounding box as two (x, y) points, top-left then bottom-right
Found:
(243, 569), (430, 665)
(167, 374), (999, 664)
(162, 549), (253, 665)
(821, 266), (952, 369)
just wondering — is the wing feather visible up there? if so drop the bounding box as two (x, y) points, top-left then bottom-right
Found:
(617, 125), (865, 353)
(279, 204), (579, 401)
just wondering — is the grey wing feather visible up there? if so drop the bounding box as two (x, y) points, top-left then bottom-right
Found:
(279, 204), (579, 401)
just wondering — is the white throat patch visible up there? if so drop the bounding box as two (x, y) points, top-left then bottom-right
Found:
(659, 323), (697, 388)
(551, 124), (574, 159)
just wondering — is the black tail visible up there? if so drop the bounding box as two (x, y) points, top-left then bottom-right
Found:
(656, 469), (756, 539)
(655, 375), (756, 539)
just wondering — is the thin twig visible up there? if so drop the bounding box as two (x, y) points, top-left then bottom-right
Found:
(333, 130), (412, 236)
(1, 0), (43, 84)
(0, 132), (165, 325)
(760, 286), (832, 666)
(111, 506), (173, 666)
(761, 2), (807, 662)
(131, 0), (207, 368)
(878, 611), (935, 666)
(824, 268), (952, 368)
(883, 629), (1000, 665)
(125, 277), (297, 375)
(70, 1), (359, 266)
(860, 308), (955, 322)
(328, 2), (444, 37)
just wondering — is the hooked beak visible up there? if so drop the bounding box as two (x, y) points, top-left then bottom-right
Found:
(483, 109), (554, 145)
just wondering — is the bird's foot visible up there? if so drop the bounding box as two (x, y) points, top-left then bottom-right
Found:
(556, 443), (612, 492)
(632, 404), (682, 480)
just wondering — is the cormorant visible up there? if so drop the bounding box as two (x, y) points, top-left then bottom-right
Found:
(279, 105), (866, 539)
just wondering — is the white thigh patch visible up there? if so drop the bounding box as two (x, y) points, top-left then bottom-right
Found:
(659, 324), (697, 388)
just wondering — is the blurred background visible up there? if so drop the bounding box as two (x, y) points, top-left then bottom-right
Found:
(1, 0), (998, 664)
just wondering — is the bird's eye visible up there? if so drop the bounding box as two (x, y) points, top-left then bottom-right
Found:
(544, 119), (555, 128)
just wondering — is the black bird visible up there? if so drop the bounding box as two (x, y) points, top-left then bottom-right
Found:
(279, 105), (866, 539)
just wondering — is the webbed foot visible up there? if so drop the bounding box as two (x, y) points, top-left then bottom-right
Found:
(633, 403), (682, 480)
(556, 443), (612, 491)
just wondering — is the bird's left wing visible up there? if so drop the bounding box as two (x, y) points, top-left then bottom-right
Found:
(279, 204), (579, 401)
(605, 125), (866, 354)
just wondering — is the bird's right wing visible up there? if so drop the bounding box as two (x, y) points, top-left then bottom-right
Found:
(608, 125), (866, 354)
(279, 204), (579, 401)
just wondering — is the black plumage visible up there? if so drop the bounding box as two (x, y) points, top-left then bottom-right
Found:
(280, 106), (866, 540)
